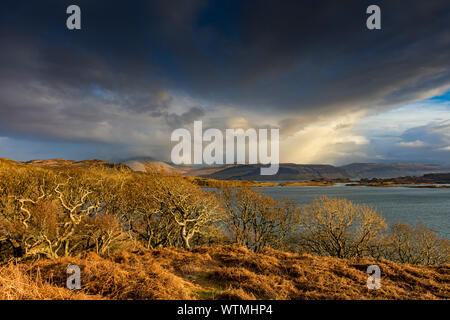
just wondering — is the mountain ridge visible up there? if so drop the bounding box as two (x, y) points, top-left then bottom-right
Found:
(191, 162), (450, 180)
(5, 157), (450, 180)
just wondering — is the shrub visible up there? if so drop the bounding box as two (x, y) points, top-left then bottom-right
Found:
(147, 168), (221, 249)
(294, 196), (387, 258)
(382, 222), (450, 265)
(0, 158), (448, 267)
(219, 186), (299, 252)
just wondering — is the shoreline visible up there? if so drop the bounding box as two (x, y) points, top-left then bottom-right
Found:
(189, 177), (450, 188)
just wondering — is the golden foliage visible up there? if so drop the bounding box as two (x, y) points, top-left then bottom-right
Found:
(0, 157), (448, 269)
(0, 246), (447, 300)
(294, 196), (387, 258)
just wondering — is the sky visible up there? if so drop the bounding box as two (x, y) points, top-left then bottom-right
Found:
(0, 0), (449, 165)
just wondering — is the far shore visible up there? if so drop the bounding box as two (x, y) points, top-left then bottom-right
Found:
(188, 176), (450, 189)
(345, 183), (450, 189)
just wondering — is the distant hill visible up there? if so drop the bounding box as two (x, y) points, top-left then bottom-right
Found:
(186, 164), (348, 181)
(340, 162), (450, 179)
(123, 159), (176, 172)
(2, 157), (449, 180)
(357, 173), (450, 185)
(185, 162), (450, 180)
(25, 157), (191, 175)
(122, 158), (193, 174)
(25, 159), (129, 171)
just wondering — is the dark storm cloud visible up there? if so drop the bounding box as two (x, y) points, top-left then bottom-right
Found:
(0, 0), (449, 160)
(144, 0), (450, 115)
(162, 107), (206, 129)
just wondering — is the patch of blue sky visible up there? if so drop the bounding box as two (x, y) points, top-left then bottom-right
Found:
(355, 96), (450, 138)
(90, 86), (116, 101)
(427, 90), (450, 103)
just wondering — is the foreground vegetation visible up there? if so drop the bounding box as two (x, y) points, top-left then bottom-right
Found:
(187, 176), (340, 187)
(0, 246), (448, 300)
(0, 157), (448, 299)
(0, 158), (449, 263)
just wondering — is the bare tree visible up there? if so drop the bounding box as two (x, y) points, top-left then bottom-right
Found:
(220, 187), (299, 252)
(295, 196), (386, 258)
(0, 172), (102, 259)
(50, 178), (101, 257)
(147, 167), (220, 249)
(382, 222), (449, 265)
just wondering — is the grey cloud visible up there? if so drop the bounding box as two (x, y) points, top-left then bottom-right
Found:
(151, 0), (450, 116)
(162, 107), (206, 129)
(278, 117), (311, 137)
(0, 0), (449, 162)
(400, 121), (450, 149)
(365, 121), (450, 164)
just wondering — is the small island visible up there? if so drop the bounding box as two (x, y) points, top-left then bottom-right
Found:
(345, 173), (450, 188)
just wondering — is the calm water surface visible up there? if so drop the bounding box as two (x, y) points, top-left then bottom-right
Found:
(259, 184), (450, 238)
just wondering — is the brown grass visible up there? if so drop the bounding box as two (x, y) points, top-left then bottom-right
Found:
(187, 176), (335, 188)
(0, 246), (448, 300)
(0, 264), (94, 300)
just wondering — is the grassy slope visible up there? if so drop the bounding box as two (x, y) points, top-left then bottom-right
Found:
(0, 246), (448, 300)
